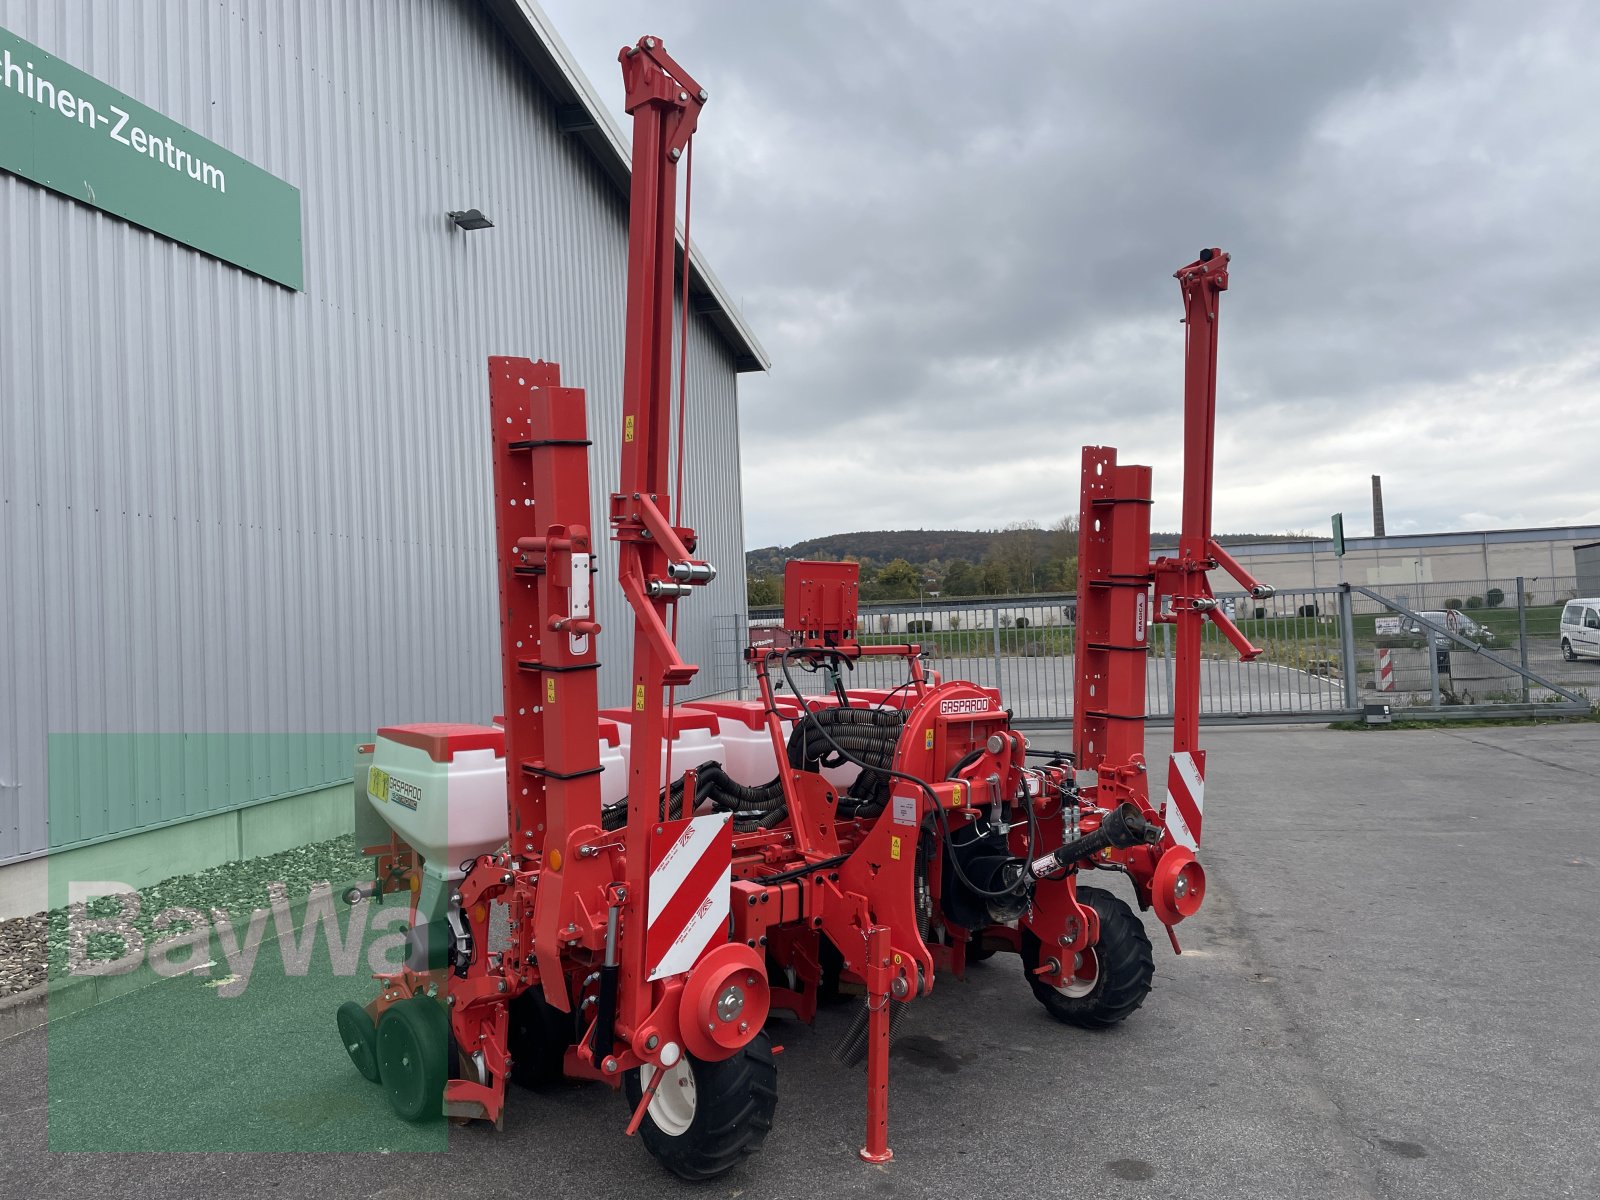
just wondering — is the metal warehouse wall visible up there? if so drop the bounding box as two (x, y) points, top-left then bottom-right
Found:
(1578, 545), (1600, 597)
(0, 0), (750, 863)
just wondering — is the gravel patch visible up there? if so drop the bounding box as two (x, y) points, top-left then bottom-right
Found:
(0, 911), (49, 998)
(0, 835), (371, 999)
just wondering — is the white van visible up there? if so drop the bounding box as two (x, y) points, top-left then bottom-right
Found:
(1559, 599), (1600, 661)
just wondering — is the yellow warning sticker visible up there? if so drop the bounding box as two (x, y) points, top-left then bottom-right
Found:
(634, 684), (646, 711)
(924, 729), (934, 750)
(890, 835), (902, 861)
(546, 678), (556, 704)
(951, 782), (963, 806)
(624, 415), (635, 443)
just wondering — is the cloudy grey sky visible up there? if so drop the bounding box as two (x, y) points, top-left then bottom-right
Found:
(542, 0), (1600, 549)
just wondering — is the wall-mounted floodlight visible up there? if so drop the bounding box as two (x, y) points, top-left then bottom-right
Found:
(448, 209), (494, 231)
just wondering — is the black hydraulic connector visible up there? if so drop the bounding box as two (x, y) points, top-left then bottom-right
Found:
(1029, 803), (1161, 878)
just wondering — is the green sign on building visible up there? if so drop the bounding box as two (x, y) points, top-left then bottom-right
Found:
(0, 26), (302, 289)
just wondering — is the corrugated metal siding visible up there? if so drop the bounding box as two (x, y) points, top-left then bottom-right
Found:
(0, 0), (749, 862)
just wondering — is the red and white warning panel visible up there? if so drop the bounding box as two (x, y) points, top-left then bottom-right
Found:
(646, 813), (733, 981)
(1162, 749), (1206, 851)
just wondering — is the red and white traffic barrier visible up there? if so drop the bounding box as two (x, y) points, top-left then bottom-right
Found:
(1376, 647), (1395, 692)
(1163, 750), (1206, 851)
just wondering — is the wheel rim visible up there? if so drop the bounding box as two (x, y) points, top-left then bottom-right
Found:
(641, 1057), (697, 1137)
(1057, 948), (1100, 999)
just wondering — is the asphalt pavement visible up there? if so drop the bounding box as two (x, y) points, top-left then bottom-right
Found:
(1, 721), (1597, 1198)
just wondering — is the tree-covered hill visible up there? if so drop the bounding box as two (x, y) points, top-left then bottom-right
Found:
(745, 525), (1309, 605)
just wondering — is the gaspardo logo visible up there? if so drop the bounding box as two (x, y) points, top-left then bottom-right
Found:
(938, 696), (992, 715)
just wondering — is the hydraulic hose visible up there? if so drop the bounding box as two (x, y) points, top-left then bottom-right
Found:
(599, 704), (905, 832)
(778, 650), (1036, 901)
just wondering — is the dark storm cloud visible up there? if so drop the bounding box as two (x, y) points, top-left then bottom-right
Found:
(544, 0), (1600, 544)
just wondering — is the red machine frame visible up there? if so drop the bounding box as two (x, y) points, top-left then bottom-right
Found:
(354, 36), (1265, 1171)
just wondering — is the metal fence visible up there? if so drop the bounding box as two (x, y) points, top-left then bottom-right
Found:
(1347, 577), (1593, 715)
(737, 575), (1595, 725)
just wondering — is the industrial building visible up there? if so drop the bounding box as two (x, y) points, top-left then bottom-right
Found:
(0, 1), (766, 916)
(1207, 524), (1600, 607)
(1577, 542), (1600, 597)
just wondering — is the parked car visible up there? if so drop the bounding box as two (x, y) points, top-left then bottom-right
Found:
(1399, 609), (1496, 645)
(1559, 599), (1600, 661)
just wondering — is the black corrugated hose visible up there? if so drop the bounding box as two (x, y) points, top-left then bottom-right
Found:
(599, 705), (905, 832)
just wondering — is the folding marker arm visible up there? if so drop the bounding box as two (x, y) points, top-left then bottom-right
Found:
(1155, 249), (1271, 758)
(611, 36), (719, 1042)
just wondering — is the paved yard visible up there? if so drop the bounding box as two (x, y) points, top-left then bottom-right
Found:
(1, 722), (1596, 1197)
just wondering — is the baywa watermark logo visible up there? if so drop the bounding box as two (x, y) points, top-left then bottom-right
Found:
(64, 881), (411, 997)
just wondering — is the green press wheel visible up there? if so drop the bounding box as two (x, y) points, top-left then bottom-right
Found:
(336, 1000), (380, 1083)
(376, 997), (449, 1122)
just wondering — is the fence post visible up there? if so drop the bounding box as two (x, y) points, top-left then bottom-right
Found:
(734, 614), (748, 700)
(991, 604), (1002, 692)
(1427, 627), (1441, 709)
(1338, 585), (1359, 712)
(1164, 620), (1176, 718)
(1516, 576), (1530, 705)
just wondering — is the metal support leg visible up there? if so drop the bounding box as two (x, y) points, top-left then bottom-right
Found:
(859, 925), (893, 1164)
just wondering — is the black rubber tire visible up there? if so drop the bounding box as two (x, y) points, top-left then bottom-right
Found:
(336, 1000), (380, 1082)
(623, 1033), (778, 1181)
(376, 997), (449, 1121)
(1021, 885), (1154, 1028)
(506, 986), (577, 1087)
(1562, 639), (1577, 662)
